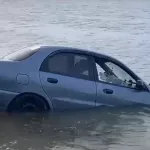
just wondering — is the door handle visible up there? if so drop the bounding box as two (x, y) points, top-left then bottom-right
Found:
(103, 89), (113, 94)
(47, 78), (58, 84)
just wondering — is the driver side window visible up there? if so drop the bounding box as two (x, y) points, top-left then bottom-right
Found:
(95, 58), (137, 88)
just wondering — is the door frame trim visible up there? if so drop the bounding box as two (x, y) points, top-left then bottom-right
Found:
(39, 49), (96, 82)
(92, 56), (149, 92)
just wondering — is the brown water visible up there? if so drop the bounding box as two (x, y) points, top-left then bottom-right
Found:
(0, 0), (150, 149)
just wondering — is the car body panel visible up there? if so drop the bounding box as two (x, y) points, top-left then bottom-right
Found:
(39, 72), (97, 111)
(0, 89), (18, 111)
(96, 81), (150, 106)
(0, 47), (56, 111)
(0, 45), (150, 112)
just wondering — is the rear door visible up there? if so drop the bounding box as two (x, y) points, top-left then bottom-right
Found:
(39, 51), (97, 111)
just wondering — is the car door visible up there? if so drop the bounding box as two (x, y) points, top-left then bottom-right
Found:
(93, 56), (150, 107)
(39, 51), (97, 111)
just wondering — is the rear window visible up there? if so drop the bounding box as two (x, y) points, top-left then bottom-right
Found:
(3, 47), (39, 61)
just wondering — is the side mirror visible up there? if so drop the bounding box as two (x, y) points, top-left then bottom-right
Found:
(136, 80), (145, 90)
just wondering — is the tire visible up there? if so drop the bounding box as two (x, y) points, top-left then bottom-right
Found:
(7, 94), (49, 113)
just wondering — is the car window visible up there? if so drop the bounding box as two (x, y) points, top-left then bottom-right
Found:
(40, 52), (94, 81)
(47, 53), (69, 75)
(95, 59), (137, 88)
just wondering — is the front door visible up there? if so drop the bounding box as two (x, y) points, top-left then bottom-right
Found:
(39, 51), (97, 111)
(93, 56), (150, 106)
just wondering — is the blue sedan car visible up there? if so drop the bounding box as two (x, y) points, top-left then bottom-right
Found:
(0, 45), (149, 112)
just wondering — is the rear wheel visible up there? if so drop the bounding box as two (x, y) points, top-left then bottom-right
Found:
(7, 94), (49, 113)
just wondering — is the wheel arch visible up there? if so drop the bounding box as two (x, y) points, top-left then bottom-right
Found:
(6, 92), (52, 112)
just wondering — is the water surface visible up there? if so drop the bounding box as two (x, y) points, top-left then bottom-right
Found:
(0, 0), (150, 149)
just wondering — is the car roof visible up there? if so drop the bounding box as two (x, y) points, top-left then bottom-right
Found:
(37, 45), (122, 66)
(38, 45), (113, 60)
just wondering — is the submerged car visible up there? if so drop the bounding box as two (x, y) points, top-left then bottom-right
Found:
(0, 45), (150, 112)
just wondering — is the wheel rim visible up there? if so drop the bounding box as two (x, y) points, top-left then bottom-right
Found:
(22, 103), (38, 112)
(7, 95), (48, 113)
